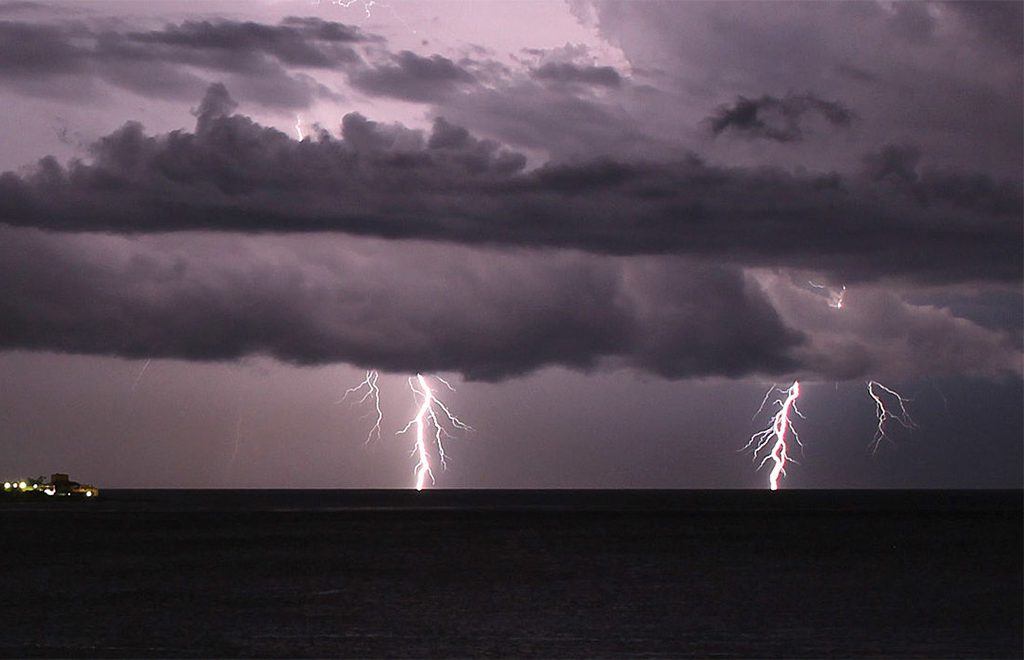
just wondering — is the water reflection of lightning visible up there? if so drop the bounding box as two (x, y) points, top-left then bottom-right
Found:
(746, 381), (803, 491)
(339, 370), (383, 444)
(397, 374), (472, 491)
(867, 380), (915, 453)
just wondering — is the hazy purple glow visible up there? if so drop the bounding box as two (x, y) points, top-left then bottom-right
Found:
(0, 0), (1019, 488)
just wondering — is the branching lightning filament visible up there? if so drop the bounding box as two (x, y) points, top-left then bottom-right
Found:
(332, 0), (379, 18)
(809, 281), (846, 309)
(745, 381), (803, 491)
(339, 370), (383, 444)
(397, 374), (472, 491)
(867, 380), (915, 453)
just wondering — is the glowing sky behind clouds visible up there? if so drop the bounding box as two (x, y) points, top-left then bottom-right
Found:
(0, 0), (1019, 488)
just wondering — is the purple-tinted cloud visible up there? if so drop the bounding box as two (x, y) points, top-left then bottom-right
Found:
(0, 86), (1018, 286)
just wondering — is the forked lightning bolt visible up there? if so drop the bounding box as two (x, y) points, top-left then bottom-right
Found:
(340, 370), (383, 443)
(397, 374), (472, 491)
(312, 0), (378, 18)
(867, 380), (915, 453)
(746, 381), (803, 491)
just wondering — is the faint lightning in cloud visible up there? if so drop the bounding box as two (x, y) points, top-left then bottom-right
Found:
(131, 359), (152, 393)
(746, 381), (803, 491)
(809, 281), (847, 309)
(315, 0), (419, 35)
(295, 115), (304, 141)
(321, 0), (378, 18)
(229, 405), (243, 472)
(397, 374), (472, 491)
(867, 380), (915, 453)
(339, 370), (383, 444)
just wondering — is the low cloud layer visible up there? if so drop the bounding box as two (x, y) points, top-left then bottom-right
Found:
(1, 86), (1019, 286)
(1, 229), (1018, 383)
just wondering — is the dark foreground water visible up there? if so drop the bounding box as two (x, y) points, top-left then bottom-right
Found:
(0, 490), (1019, 658)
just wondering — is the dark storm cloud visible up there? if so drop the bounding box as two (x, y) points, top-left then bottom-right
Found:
(349, 51), (476, 102)
(708, 93), (855, 142)
(863, 143), (921, 184)
(3, 228), (1018, 383)
(0, 20), (84, 75)
(864, 143), (1022, 217)
(947, 1), (1023, 55)
(0, 86), (1019, 285)
(576, 0), (1023, 177)
(0, 229), (804, 381)
(531, 62), (622, 87)
(0, 1), (47, 14)
(0, 16), (372, 106)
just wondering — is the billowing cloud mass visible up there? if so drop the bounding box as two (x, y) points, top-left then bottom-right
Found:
(1, 229), (1017, 382)
(0, 85), (1019, 286)
(0, 1), (1019, 390)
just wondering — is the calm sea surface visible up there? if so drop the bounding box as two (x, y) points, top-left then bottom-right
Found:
(0, 490), (1019, 658)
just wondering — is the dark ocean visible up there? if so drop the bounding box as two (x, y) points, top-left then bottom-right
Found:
(0, 490), (1019, 658)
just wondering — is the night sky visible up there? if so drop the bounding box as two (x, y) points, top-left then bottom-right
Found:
(0, 0), (1020, 488)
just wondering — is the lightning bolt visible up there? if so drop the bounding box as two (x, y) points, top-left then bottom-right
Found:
(229, 402), (244, 474)
(331, 0), (380, 18)
(294, 115), (304, 141)
(397, 374), (472, 491)
(339, 370), (383, 444)
(131, 358), (152, 392)
(746, 381), (803, 491)
(315, 0), (419, 35)
(809, 281), (847, 309)
(867, 380), (915, 453)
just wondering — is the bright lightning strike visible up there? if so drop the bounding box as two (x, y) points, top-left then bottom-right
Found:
(809, 281), (847, 309)
(867, 380), (915, 453)
(339, 370), (383, 444)
(294, 115), (304, 141)
(397, 374), (472, 491)
(316, 0), (378, 18)
(746, 381), (803, 491)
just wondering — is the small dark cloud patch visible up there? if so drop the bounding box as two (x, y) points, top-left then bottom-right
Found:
(864, 143), (921, 183)
(532, 62), (622, 87)
(708, 93), (855, 142)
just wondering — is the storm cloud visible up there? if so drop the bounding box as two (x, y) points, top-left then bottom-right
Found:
(0, 229), (806, 381)
(708, 93), (855, 142)
(350, 51), (476, 102)
(1, 228), (1017, 383)
(0, 15), (373, 107)
(0, 86), (1019, 286)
